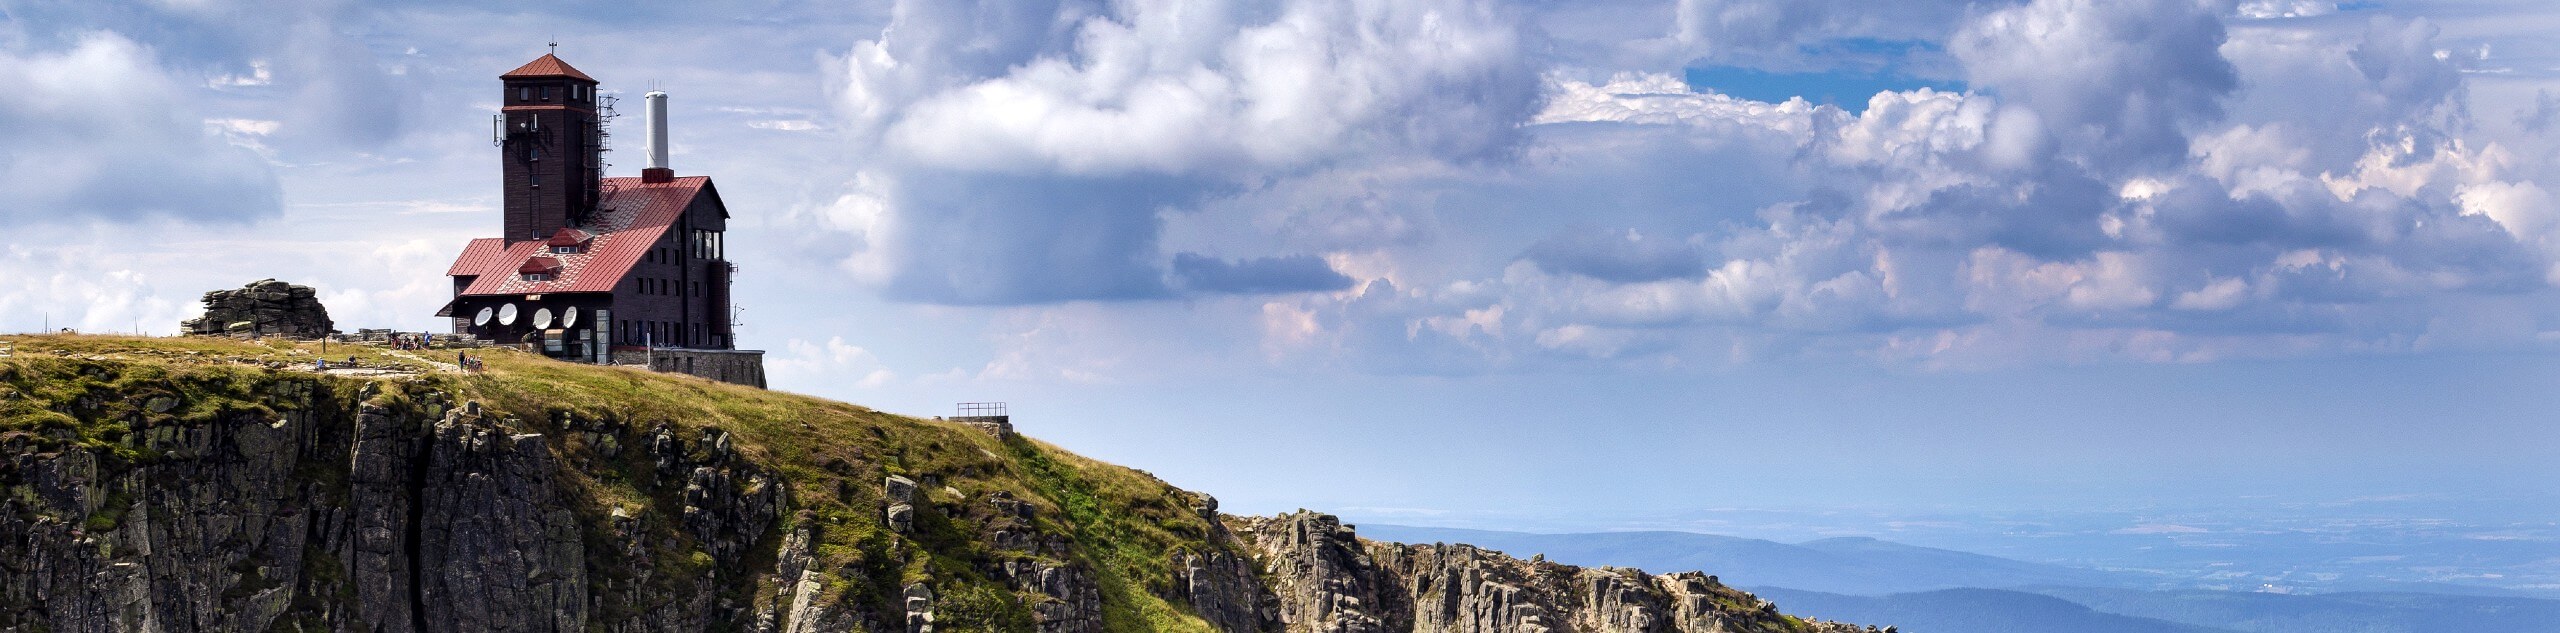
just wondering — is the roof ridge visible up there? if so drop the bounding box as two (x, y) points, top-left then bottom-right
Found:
(501, 53), (595, 81)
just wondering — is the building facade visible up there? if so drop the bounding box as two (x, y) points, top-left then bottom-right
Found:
(439, 52), (763, 387)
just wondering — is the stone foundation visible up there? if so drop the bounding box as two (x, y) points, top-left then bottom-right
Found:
(609, 348), (767, 388)
(951, 416), (1013, 437)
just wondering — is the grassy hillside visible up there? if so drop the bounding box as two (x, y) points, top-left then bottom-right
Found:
(0, 334), (1231, 631)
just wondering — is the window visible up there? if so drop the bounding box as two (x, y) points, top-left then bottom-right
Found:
(523, 272), (555, 282)
(542, 86), (556, 101)
(530, 174), (542, 188)
(551, 245), (581, 254)
(518, 87), (530, 101)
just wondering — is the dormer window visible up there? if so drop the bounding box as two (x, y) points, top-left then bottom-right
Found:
(518, 255), (565, 282)
(544, 228), (593, 255)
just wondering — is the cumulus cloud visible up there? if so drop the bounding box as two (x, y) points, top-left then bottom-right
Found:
(1951, 0), (2239, 171)
(820, 0), (1541, 305)
(1237, 1), (2560, 373)
(1679, 0), (1976, 55)
(768, 337), (899, 391)
(1521, 227), (1708, 282)
(0, 33), (280, 223)
(7, 0), (423, 153)
(1170, 253), (1355, 294)
(843, 0), (1537, 174)
(0, 241), (191, 335)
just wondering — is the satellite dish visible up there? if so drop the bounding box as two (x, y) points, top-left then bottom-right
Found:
(473, 307), (494, 327)
(498, 303), (520, 326)
(562, 306), (580, 327)
(531, 307), (554, 330)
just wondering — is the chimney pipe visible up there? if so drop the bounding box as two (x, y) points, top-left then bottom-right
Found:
(641, 90), (673, 183)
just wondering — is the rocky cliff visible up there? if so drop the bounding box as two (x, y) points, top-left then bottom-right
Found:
(0, 336), (1884, 633)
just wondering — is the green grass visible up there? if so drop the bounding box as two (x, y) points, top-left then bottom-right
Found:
(0, 334), (1224, 631)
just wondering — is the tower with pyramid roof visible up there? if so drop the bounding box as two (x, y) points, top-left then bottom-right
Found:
(498, 52), (606, 244)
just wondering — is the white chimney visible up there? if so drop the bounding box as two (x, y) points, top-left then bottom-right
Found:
(643, 90), (671, 174)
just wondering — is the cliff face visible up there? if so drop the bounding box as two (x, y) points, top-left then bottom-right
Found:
(0, 337), (1883, 633)
(1240, 514), (1877, 633)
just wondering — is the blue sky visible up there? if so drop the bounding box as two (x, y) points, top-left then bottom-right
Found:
(3, 0), (2558, 542)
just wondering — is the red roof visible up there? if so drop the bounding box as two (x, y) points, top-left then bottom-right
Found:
(518, 256), (564, 274)
(446, 238), (510, 276)
(444, 176), (712, 297)
(501, 53), (595, 82)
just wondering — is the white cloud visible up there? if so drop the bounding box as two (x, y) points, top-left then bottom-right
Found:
(1952, 0), (2238, 171)
(2172, 277), (2252, 311)
(0, 33), (281, 223)
(748, 120), (820, 131)
(840, 0), (1537, 176)
(1532, 72), (1818, 129)
(819, 0), (1542, 305)
(768, 336), (899, 390)
(0, 243), (189, 336)
(2234, 1), (2336, 20)
(1179, 0), (2560, 372)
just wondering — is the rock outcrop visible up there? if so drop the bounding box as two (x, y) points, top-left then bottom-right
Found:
(0, 340), (1884, 633)
(180, 279), (334, 338)
(1244, 513), (1889, 633)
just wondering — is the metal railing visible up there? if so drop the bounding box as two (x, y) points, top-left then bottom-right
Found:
(956, 402), (1008, 418)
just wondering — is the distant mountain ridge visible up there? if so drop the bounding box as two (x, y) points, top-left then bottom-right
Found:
(1759, 586), (2560, 633)
(1360, 523), (2560, 633)
(1359, 523), (2143, 595)
(2018, 586), (2560, 633)
(1748, 587), (2239, 633)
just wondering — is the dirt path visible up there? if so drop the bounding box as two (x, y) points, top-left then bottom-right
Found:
(384, 350), (463, 374)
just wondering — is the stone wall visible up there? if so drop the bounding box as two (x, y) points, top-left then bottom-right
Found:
(609, 347), (767, 388)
